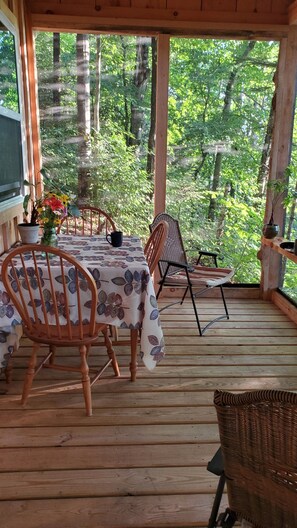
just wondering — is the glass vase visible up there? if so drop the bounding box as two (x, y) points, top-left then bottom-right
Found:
(41, 226), (58, 247)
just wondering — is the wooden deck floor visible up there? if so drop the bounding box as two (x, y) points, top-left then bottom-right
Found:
(0, 297), (297, 528)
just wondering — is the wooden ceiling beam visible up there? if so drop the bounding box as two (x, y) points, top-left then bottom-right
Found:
(27, 1), (290, 34)
(29, 14), (289, 39)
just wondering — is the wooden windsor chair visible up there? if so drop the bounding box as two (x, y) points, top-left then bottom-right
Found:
(1, 244), (120, 416)
(57, 205), (116, 236)
(57, 205), (117, 341)
(111, 220), (169, 346)
(144, 220), (169, 275)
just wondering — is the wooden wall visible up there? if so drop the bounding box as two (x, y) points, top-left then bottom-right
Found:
(0, 0), (40, 254)
(0, 1), (23, 253)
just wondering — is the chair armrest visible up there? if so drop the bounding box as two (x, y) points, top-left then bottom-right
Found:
(207, 447), (224, 476)
(196, 250), (220, 267)
(198, 250), (219, 258)
(159, 259), (190, 271)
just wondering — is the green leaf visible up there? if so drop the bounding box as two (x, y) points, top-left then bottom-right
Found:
(68, 204), (81, 218)
(23, 194), (31, 215)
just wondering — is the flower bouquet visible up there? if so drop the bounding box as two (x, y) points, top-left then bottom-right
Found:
(20, 171), (80, 245)
(38, 192), (70, 246)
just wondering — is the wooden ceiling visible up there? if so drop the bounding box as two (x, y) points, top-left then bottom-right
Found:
(26, 0), (296, 37)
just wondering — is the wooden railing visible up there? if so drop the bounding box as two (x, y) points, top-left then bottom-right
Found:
(261, 236), (297, 325)
(262, 236), (297, 264)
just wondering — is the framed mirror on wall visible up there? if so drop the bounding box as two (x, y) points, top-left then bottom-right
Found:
(0, 9), (25, 204)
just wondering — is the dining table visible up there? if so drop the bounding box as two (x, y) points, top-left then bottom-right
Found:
(0, 234), (165, 382)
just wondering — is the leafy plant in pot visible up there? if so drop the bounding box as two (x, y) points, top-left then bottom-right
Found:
(17, 179), (41, 244)
(18, 172), (80, 245)
(262, 176), (291, 239)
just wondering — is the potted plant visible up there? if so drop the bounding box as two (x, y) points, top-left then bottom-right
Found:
(262, 170), (297, 239)
(18, 172), (80, 245)
(17, 179), (41, 244)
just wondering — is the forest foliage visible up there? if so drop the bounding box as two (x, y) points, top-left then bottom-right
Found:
(34, 32), (297, 288)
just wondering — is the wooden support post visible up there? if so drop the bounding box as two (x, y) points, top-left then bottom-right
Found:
(154, 34), (170, 216)
(260, 27), (297, 300)
(17, 0), (35, 186)
(20, 1), (42, 192)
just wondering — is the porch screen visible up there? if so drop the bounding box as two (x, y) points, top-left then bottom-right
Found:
(0, 17), (23, 203)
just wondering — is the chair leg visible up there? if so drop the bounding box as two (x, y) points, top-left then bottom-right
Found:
(180, 286), (189, 305)
(102, 327), (120, 377)
(208, 474), (226, 528)
(49, 344), (56, 365)
(189, 285), (202, 336)
(219, 285), (229, 319)
(110, 324), (119, 342)
(22, 342), (40, 405)
(5, 354), (13, 384)
(80, 344), (92, 417)
(217, 508), (237, 527)
(156, 282), (163, 300)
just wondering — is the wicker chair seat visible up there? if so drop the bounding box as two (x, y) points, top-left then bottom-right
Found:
(207, 389), (297, 528)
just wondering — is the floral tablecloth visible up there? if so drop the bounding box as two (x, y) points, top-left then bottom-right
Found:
(0, 235), (165, 372)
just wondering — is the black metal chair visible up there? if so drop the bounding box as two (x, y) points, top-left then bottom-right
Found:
(150, 213), (234, 335)
(207, 389), (297, 528)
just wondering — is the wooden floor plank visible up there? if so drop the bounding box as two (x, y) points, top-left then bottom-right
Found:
(0, 297), (296, 527)
(162, 321), (297, 328)
(2, 375), (297, 395)
(7, 364), (297, 380)
(0, 444), (219, 471)
(0, 466), (219, 500)
(0, 423), (220, 448)
(0, 494), (225, 528)
(0, 406), (218, 427)
(11, 354), (297, 369)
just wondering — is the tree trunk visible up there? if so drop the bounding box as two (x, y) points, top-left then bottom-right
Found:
(194, 85), (211, 180)
(193, 152), (208, 180)
(76, 34), (91, 202)
(129, 37), (150, 149)
(93, 35), (101, 133)
(257, 92), (275, 196)
(216, 182), (231, 239)
(285, 179), (297, 239)
(120, 36), (130, 143)
(208, 152), (223, 221)
(208, 41), (256, 222)
(146, 38), (157, 180)
(53, 33), (61, 120)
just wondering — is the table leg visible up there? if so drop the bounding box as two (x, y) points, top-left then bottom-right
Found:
(129, 329), (138, 382)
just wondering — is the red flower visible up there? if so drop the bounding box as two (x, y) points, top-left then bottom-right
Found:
(43, 196), (64, 212)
